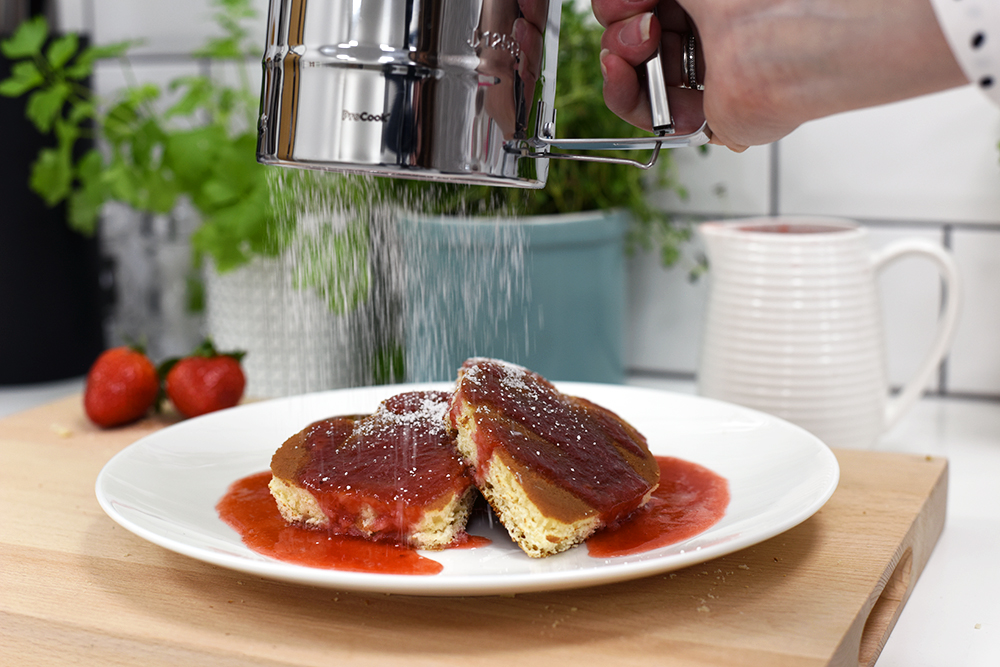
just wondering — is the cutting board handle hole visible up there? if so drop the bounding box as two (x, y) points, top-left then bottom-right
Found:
(858, 547), (913, 666)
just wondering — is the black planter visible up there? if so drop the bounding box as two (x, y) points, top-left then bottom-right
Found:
(0, 47), (106, 385)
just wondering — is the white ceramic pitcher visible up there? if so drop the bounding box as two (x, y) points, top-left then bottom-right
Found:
(697, 217), (961, 449)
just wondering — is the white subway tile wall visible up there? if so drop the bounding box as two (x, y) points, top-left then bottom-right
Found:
(779, 88), (1000, 224)
(56, 0), (1000, 398)
(948, 228), (1000, 395)
(626, 239), (708, 378)
(650, 144), (772, 218)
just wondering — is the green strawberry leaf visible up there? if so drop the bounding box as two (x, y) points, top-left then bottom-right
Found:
(156, 356), (181, 380)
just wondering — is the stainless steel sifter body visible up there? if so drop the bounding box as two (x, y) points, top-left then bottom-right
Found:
(256, 0), (709, 188)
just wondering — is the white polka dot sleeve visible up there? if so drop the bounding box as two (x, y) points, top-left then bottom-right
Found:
(930, 0), (1000, 105)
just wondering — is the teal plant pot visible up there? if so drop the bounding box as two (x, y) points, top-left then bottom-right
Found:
(403, 210), (628, 384)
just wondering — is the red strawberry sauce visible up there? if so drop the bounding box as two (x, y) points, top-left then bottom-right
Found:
(216, 456), (729, 574)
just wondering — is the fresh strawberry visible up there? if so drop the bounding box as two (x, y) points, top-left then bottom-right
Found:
(162, 339), (246, 418)
(83, 346), (160, 428)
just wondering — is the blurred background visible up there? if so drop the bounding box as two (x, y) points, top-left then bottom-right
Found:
(4, 0), (1000, 403)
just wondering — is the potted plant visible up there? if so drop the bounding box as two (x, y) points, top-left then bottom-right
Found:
(395, 1), (691, 384)
(1, 0), (390, 396)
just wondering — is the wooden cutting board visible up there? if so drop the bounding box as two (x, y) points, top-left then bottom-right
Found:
(0, 396), (947, 667)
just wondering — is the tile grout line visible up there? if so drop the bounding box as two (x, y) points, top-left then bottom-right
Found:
(86, 0), (96, 35)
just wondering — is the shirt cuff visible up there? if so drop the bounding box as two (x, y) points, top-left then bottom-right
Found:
(929, 0), (1000, 105)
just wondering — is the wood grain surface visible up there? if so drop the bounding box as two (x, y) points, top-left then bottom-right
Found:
(0, 395), (947, 667)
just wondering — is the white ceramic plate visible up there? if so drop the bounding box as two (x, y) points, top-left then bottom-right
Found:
(95, 382), (839, 596)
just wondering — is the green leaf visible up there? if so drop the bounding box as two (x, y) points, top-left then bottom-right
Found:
(46, 33), (80, 69)
(67, 188), (103, 236)
(195, 36), (244, 60)
(200, 178), (240, 207)
(214, 0), (256, 21)
(102, 98), (140, 144)
(128, 118), (167, 170)
(140, 169), (180, 214)
(67, 98), (96, 124)
(190, 220), (250, 272)
(163, 125), (226, 188)
(75, 148), (107, 182)
(29, 148), (72, 205)
(126, 82), (161, 107)
(103, 86), (161, 147)
(85, 40), (135, 60)
(25, 82), (72, 132)
(62, 60), (91, 81)
(216, 87), (238, 116)
(0, 61), (44, 97)
(53, 116), (80, 147)
(185, 272), (206, 313)
(63, 40), (133, 80)
(186, 132), (264, 213)
(165, 76), (213, 118)
(103, 157), (141, 206)
(191, 182), (277, 272)
(194, 0), (254, 59)
(1, 16), (48, 59)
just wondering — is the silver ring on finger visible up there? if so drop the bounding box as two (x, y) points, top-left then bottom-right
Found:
(680, 33), (704, 91)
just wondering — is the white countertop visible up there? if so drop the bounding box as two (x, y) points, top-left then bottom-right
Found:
(875, 396), (999, 666)
(628, 376), (1000, 667)
(2, 375), (997, 666)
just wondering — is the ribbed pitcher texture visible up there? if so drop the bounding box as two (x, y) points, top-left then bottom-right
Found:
(697, 218), (961, 449)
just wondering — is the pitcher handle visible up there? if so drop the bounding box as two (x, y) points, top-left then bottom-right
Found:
(871, 239), (962, 431)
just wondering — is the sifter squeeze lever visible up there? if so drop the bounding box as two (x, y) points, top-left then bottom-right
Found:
(646, 47), (675, 135)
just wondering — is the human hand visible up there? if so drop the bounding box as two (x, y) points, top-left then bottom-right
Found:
(593, 0), (968, 152)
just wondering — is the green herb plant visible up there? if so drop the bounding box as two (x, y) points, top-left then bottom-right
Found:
(1, 0), (399, 383)
(0, 0), (300, 275)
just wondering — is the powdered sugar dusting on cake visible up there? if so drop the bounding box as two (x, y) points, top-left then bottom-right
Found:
(463, 357), (538, 401)
(354, 390), (452, 438)
(498, 360), (533, 394)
